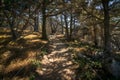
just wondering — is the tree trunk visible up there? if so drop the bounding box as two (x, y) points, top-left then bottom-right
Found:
(60, 15), (64, 34)
(42, 1), (47, 40)
(10, 23), (17, 40)
(49, 18), (54, 34)
(102, 0), (111, 54)
(34, 11), (39, 32)
(69, 13), (73, 40)
(64, 13), (69, 40)
(73, 18), (76, 31)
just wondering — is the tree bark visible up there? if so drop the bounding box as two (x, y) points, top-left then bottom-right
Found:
(102, 0), (111, 54)
(3, 11), (17, 40)
(69, 13), (73, 40)
(34, 11), (39, 32)
(42, 1), (47, 40)
(10, 24), (17, 40)
(60, 15), (64, 34)
(64, 13), (69, 40)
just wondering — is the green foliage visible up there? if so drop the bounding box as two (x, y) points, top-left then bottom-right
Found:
(74, 52), (102, 80)
(41, 49), (48, 56)
(29, 74), (35, 80)
(80, 70), (95, 80)
(31, 59), (41, 67)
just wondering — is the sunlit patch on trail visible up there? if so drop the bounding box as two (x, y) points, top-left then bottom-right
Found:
(38, 34), (77, 80)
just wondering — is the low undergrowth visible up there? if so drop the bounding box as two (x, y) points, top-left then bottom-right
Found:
(0, 32), (48, 80)
(68, 41), (120, 80)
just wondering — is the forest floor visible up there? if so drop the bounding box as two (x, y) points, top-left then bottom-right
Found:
(0, 29), (78, 80)
(36, 34), (78, 80)
(1, 29), (120, 80)
(0, 29), (48, 80)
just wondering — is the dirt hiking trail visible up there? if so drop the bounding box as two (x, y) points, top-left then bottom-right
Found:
(37, 34), (77, 80)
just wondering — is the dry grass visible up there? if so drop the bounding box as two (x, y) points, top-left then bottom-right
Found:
(0, 29), (48, 80)
(74, 47), (87, 52)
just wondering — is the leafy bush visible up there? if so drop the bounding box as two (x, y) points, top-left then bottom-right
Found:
(73, 52), (102, 80)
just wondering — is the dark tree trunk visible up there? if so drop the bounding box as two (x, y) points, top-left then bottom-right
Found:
(10, 22), (17, 40)
(73, 18), (76, 31)
(0, 0), (2, 6)
(53, 23), (57, 34)
(64, 13), (69, 40)
(61, 25), (64, 34)
(3, 10), (17, 40)
(51, 23), (56, 34)
(69, 13), (73, 40)
(34, 9), (39, 32)
(49, 18), (56, 34)
(60, 15), (64, 34)
(42, 1), (47, 40)
(34, 15), (39, 32)
(49, 18), (54, 34)
(102, 0), (111, 54)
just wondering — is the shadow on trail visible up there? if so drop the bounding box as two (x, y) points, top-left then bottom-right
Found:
(0, 32), (48, 80)
(36, 34), (77, 80)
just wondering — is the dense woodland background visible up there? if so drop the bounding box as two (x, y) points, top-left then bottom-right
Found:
(0, 0), (120, 80)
